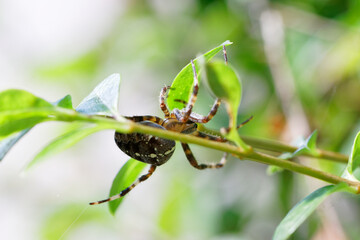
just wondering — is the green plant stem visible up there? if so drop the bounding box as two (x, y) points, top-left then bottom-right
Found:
(53, 110), (359, 192)
(128, 121), (360, 191)
(241, 136), (348, 163)
(197, 124), (348, 164)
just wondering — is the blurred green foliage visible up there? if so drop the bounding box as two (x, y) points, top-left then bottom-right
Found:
(29, 0), (360, 239)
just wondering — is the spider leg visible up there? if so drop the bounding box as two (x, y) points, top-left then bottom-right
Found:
(89, 165), (157, 205)
(178, 60), (199, 122)
(181, 143), (227, 169)
(221, 115), (254, 135)
(188, 98), (221, 123)
(124, 115), (164, 125)
(192, 130), (227, 142)
(190, 45), (228, 123)
(159, 86), (171, 118)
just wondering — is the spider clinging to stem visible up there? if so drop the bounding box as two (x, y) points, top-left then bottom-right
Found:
(90, 45), (250, 205)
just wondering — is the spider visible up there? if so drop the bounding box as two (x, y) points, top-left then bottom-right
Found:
(90, 46), (247, 205)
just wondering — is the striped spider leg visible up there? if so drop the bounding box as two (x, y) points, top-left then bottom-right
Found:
(90, 45), (237, 205)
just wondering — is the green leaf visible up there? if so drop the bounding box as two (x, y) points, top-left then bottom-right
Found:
(53, 94), (73, 109)
(0, 90), (56, 138)
(342, 131), (360, 181)
(273, 183), (352, 240)
(27, 124), (110, 169)
(158, 177), (190, 237)
(76, 73), (121, 117)
(292, 130), (319, 157)
(347, 131), (360, 174)
(40, 203), (106, 240)
(167, 40), (232, 110)
(0, 89), (53, 111)
(36, 49), (101, 80)
(204, 60), (249, 150)
(206, 61), (241, 107)
(108, 159), (147, 215)
(0, 94), (74, 162)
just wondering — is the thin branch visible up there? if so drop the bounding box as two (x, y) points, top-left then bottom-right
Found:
(126, 121), (360, 191)
(197, 124), (348, 163)
(54, 110), (359, 192)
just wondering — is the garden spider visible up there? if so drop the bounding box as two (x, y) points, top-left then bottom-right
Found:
(90, 46), (245, 205)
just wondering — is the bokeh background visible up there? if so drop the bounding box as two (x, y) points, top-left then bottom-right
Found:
(1, 0), (360, 239)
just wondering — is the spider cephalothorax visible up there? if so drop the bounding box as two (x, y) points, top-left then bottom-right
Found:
(90, 50), (231, 205)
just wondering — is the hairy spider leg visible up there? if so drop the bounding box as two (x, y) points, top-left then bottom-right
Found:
(89, 165), (157, 205)
(159, 85), (171, 118)
(192, 131), (227, 142)
(188, 99), (221, 123)
(176, 59), (200, 123)
(181, 143), (228, 169)
(221, 115), (254, 135)
(124, 115), (164, 125)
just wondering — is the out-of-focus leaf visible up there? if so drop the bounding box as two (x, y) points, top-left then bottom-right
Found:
(0, 94), (74, 161)
(53, 95), (73, 109)
(206, 61), (241, 107)
(292, 130), (319, 157)
(27, 124), (110, 169)
(273, 183), (353, 240)
(36, 50), (101, 80)
(0, 95), (75, 162)
(342, 131), (360, 181)
(108, 158), (147, 215)
(205, 60), (248, 150)
(40, 204), (106, 240)
(0, 90), (55, 138)
(0, 89), (53, 111)
(76, 73), (121, 118)
(167, 40), (232, 110)
(317, 32), (360, 84)
(347, 131), (360, 174)
(158, 178), (190, 237)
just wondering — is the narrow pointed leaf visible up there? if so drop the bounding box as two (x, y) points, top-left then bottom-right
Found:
(347, 131), (360, 175)
(342, 131), (360, 181)
(273, 183), (353, 240)
(40, 204), (106, 240)
(108, 159), (147, 215)
(76, 73), (121, 117)
(167, 40), (232, 110)
(27, 124), (111, 169)
(53, 95), (73, 109)
(292, 130), (319, 157)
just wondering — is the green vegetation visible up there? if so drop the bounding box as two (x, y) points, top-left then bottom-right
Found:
(2, 1), (360, 239)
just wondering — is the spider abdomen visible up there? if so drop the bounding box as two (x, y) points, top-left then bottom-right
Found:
(114, 121), (176, 166)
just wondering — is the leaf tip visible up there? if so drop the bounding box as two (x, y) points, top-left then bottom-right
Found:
(223, 40), (233, 45)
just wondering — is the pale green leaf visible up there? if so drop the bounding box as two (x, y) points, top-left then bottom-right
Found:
(273, 183), (352, 240)
(76, 73), (121, 117)
(27, 124), (110, 169)
(292, 130), (319, 157)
